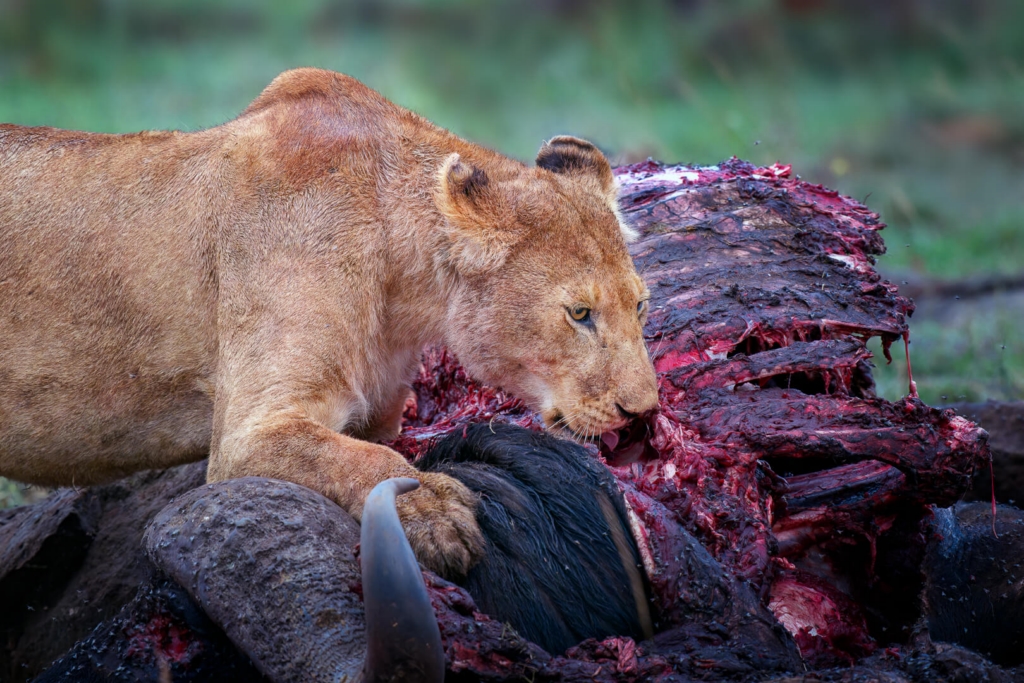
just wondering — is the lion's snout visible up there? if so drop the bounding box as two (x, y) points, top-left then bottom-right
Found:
(610, 350), (660, 420)
(545, 374), (659, 439)
(614, 379), (660, 419)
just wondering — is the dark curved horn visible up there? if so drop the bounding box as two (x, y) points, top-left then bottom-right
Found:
(361, 478), (446, 683)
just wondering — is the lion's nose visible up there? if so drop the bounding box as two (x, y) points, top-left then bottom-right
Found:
(615, 403), (638, 419)
(615, 389), (659, 420)
(621, 377), (660, 415)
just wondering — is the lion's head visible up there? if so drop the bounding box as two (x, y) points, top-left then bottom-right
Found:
(436, 136), (659, 439)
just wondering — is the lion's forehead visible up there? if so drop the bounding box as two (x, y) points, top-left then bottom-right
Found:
(594, 271), (644, 311)
(536, 261), (642, 311)
(514, 177), (621, 236)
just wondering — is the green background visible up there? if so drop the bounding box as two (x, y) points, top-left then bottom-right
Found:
(2, 0), (1022, 503)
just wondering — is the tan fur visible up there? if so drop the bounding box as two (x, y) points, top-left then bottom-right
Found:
(0, 69), (658, 577)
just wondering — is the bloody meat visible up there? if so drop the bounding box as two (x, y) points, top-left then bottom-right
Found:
(387, 158), (990, 678)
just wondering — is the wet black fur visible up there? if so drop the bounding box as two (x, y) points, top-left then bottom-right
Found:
(416, 423), (648, 654)
(924, 503), (1024, 666)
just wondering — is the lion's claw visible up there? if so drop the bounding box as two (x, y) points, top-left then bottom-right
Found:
(395, 471), (484, 579)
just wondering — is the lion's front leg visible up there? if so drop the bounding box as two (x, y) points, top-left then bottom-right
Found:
(209, 227), (483, 576)
(208, 409), (484, 578)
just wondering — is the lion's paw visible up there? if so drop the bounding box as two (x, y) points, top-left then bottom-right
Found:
(395, 471), (484, 579)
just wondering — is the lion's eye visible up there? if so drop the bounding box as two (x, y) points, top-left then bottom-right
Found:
(637, 300), (647, 316)
(569, 305), (591, 323)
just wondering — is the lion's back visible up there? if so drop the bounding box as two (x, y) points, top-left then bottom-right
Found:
(0, 123), (225, 485)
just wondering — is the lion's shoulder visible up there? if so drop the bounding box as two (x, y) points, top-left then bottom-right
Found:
(239, 68), (388, 119)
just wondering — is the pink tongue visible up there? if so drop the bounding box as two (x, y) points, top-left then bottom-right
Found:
(601, 431), (620, 452)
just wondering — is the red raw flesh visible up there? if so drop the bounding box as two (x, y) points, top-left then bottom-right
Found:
(768, 570), (875, 666)
(124, 613), (203, 665)
(388, 158), (989, 676)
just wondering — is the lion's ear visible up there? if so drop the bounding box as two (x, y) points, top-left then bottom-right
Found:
(536, 136), (636, 242)
(435, 153), (520, 274)
(536, 136), (616, 202)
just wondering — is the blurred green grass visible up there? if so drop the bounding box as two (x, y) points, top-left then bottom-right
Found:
(0, 478), (49, 508)
(1, 0), (1022, 505)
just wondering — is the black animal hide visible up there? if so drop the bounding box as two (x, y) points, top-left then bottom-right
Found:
(416, 423), (651, 654)
(923, 502), (1024, 667)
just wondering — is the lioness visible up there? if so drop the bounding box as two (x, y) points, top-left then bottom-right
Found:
(0, 69), (659, 577)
